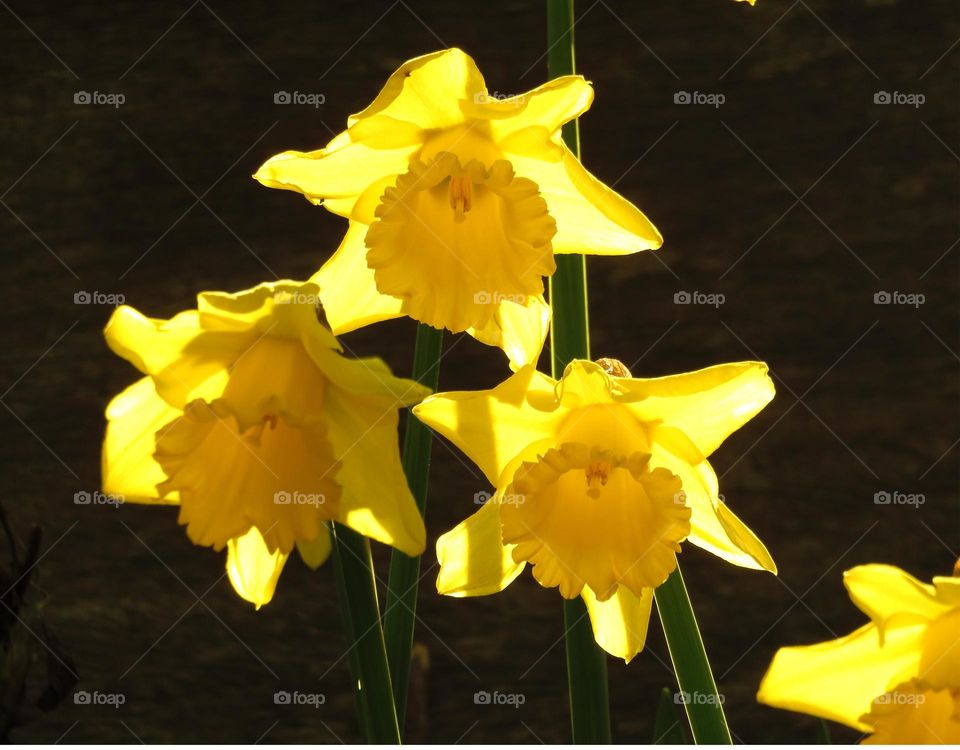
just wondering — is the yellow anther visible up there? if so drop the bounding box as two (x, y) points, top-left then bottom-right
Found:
(448, 174), (473, 221)
(585, 460), (612, 499)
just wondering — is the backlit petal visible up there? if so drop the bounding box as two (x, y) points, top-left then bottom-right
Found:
(466, 295), (551, 371)
(226, 526), (289, 609)
(843, 564), (951, 638)
(582, 584), (654, 663)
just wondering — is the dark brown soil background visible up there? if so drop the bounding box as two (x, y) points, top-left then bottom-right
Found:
(2, 0), (959, 743)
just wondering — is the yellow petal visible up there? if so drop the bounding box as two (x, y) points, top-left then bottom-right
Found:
(252, 126), (420, 221)
(296, 528), (332, 570)
(653, 449), (776, 572)
(863, 682), (960, 744)
(507, 145), (662, 255)
(413, 365), (563, 486)
(102, 376), (180, 504)
(466, 75), (593, 138)
(933, 575), (960, 606)
(348, 48), (486, 131)
(623, 362), (775, 458)
(919, 607), (960, 690)
(843, 565), (951, 638)
(435, 497), (525, 597)
(466, 295), (551, 371)
(104, 306), (236, 408)
(226, 527), (289, 608)
(582, 584), (654, 663)
(311, 222), (404, 335)
(757, 622), (926, 730)
(322, 385), (426, 556)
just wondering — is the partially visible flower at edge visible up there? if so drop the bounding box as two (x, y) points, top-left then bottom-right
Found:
(758, 564), (960, 744)
(255, 48), (663, 370)
(102, 280), (428, 607)
(412, 358), (776, 662)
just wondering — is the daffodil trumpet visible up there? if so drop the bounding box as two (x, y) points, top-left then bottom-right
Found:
(758, 564), (960, 744)
(254, 47), (662, 371)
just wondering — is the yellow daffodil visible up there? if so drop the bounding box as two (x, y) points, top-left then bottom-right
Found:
(758, 564), (960, 743)
(255, 49), (662, 369)
(102, 280), (428, 607)
(412, 358), (776, 661)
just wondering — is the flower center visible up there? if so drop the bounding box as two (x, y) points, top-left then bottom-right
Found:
(365, 151), (557, 333)
(500, 442), (691, 602)
(155, 399), (341, 554)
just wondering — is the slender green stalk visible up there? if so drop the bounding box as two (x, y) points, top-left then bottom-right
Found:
(655, 567), (732, 743)
(547, 1), (610, 743)
(329, 523), (401, 744)
(547, 1), (730, 744)
(383, 323), (444, 734)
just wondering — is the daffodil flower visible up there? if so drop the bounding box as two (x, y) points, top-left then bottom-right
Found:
(255, 49), (662, 368)
(411, 359), (776, 661)
(102, 281), (428, 607)
(758, 564), (960, 743)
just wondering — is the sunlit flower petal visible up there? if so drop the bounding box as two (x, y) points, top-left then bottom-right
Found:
(582, 584), (655, 664)
(226, 526), (289, 609)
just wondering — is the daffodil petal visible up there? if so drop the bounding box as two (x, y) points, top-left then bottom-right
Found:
(323, 386), (426, 556)
(436, 498), (524, 597)
(652, 448), (776, 572)
(757, 622), (926, 731)
(311, 222), (404, 335)
(933, 576), (960, 606)
(104, 306), (236, 407)
(466, 295), (550, 371)
(296, 528), (332, 570)
(508, 146), (662, 255)
(623, 362), (775, 457)
(349, 48), (486, 130)
(467, 75), (592, 136)
(102, 376), (180, 504)
(413, 365), (563, 486)
(843, 565), (950, 637)
(226, 526), (290, 609)
(582, 584), (654, 663)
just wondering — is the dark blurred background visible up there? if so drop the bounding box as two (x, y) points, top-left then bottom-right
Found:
(2, 0), (958, 743)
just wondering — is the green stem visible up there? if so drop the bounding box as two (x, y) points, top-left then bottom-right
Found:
(329, 523), (401, 744)
(547, 1), (610, 743)
(655, 568), (732, 743)
(546, 1), (731, 744)
(383, 323), (444, 735)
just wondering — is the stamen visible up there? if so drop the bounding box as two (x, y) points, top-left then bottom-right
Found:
(263, 413), (278, 430)
(448, 174), (473, 222)
(585, 460), (612, 499)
